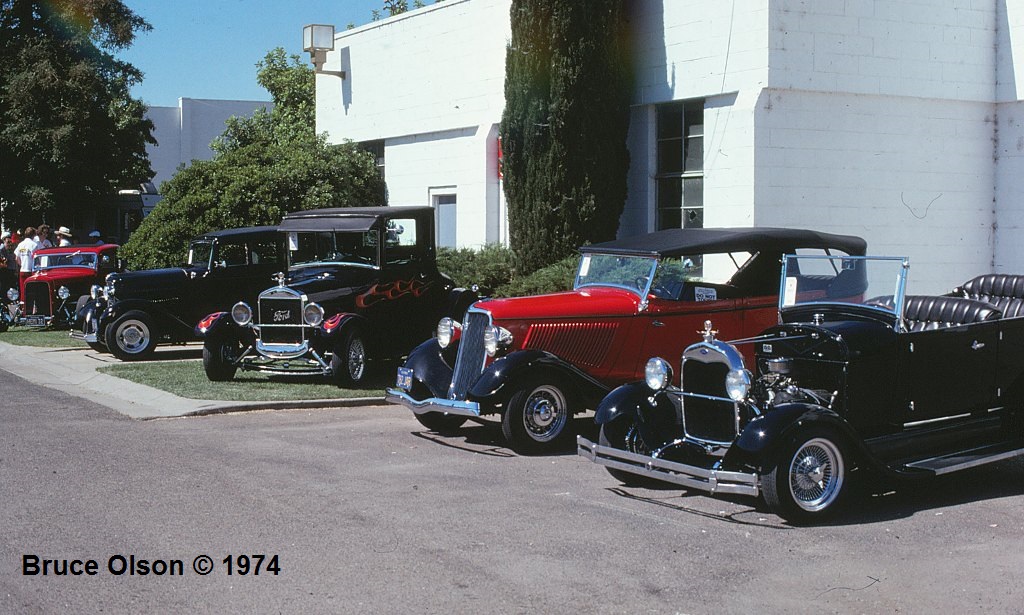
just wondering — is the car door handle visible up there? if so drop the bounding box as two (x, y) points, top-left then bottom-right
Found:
(652, 320), (665, 327)
(971, 340), (985, 350)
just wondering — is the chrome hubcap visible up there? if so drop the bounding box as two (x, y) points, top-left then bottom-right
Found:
(522, 385), (567, 442)
(118, 321), (149, 353)
(789, 438), (844, 512)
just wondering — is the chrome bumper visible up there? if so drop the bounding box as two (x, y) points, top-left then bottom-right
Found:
(385, 388), (482, 417)
(576, 436), (760, 497)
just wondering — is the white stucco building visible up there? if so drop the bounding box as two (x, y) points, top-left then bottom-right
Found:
(314, 0), (1024, 293)
(146, 97), (273, 190)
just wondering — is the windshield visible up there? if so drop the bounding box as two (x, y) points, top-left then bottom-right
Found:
(575, 251), (755, 300)
(780, 255), (909, 316)
(187, 241), (215, 267)
(33, 251), (97, 270)
(575, 254), (659, 296)
(287, 230), (379, 269)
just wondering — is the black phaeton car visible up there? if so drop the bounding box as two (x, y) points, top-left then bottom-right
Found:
(578, 255), (1024, 523)
(74, 227), (281, 360)
(195, 207), (475, 387)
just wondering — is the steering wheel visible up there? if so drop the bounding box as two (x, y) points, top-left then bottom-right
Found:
(635, 276), (649, 291)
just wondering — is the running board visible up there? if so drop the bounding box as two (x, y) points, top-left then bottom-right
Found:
(903, 441), (1024, 475)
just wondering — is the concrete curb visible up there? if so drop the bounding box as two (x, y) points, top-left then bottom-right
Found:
(0, 339), (385, 419)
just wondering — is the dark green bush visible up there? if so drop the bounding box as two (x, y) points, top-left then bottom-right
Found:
(436, 244), (516, 295)
(437, 245), (577, 298)
(493, 255), (577, 298)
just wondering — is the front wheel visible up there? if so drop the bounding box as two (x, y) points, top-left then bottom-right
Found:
(598, 421), (660, 486)
(331, 329), (368, 388)
(203, 337), (239, 381)
(415, 412), (467, 434)
(502, 378), (574, 454)
(105, 310), (158, 361)
(762, 429), (848, 524)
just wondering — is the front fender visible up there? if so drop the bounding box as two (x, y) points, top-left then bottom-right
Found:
(401, 337), (454, 399)
(320, 312), (368, 342)
(467, 349), (609, 407)
(106, 299), (191, 335)
(594, 382), (661, 425)
(195, 312), (235, 338)
(725, 403), (854, 469)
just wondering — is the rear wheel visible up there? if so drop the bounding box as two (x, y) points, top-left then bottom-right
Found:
(203, 337), (239, 381)
(762, 428), (848, 524)
(502, 377), (574, 454)
(105, 310), (157, 361)
(331, 329), (368, 388)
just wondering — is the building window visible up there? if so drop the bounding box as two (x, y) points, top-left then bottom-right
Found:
(361, 140), (385, 179)
(434, 194), (457, 248)
(655, 100), (704, 230)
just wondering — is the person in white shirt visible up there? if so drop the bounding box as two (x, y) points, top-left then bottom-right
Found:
(34, 224), (53, 249)
(15, 226), (38, 299)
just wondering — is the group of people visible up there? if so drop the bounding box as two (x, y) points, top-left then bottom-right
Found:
(0, 225), (104, 301)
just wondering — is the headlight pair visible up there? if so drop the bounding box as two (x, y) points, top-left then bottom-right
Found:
(644, 357), (750, 401)
(230, 301), (325, 327)
(437, 317), (512, 357)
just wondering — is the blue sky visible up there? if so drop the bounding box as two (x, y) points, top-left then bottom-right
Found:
(117, 0), (388, 107)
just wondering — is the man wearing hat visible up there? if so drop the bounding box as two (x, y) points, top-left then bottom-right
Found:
(0, 230), (18, 297)
(88, 230), (103, 245)
(55, 226), (73, 247)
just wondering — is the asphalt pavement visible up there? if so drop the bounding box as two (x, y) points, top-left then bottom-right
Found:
(0, 340), (379, 419)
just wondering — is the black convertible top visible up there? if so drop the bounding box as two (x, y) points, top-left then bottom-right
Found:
(195, 226), (279, 240)
(581, 227), (866, 258)
(279, 206), (434, 233)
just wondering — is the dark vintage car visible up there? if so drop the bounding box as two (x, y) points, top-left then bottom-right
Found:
(13, 244), (120, 329)
(195, 207), (476, 387)
(386, 228), (867, 453)
(578, 255), (1024, 523)
(74, 227), (281, 360)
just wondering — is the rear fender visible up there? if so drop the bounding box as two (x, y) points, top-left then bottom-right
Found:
(467, 349), (609, 409)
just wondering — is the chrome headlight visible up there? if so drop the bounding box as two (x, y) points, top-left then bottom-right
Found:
(6, 288), (18, 301)
(90, 284), (102, 300)
(725, 369), (752, 401)
(437, 317), (460, 349)
(644, 357), (673, 391)
(231, 302), (252, 326)
(57, 286), (71, 300)
(483, 325), (513, 357)
(303, 302), (324, 326)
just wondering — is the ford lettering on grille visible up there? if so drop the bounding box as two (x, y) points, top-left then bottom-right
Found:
(273, 310), (291, 322)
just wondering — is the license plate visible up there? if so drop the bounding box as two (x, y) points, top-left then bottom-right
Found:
(24, 315), (47, 327)
(395, 367), (413, 391)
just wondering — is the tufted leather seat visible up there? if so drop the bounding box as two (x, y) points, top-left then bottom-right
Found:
(956, 274), (1024, 319)
(868, 295), (1002, 332)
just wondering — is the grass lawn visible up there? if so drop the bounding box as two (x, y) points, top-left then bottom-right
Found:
(0, 326), (86, 348)
(97, 359), (389, 402)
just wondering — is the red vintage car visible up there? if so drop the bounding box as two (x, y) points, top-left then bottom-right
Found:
(386, 227), (866, 453)
(17, 244), (119, 328)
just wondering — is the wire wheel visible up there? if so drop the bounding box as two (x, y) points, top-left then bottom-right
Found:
(764, 429), (848, 523)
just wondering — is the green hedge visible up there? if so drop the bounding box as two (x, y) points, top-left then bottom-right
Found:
(437, 245), (576, 298)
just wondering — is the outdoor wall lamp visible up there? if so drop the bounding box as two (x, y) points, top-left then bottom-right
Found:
(303, 24), (346, 78)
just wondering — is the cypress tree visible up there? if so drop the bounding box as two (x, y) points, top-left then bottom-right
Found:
(501, 0), (631, 274)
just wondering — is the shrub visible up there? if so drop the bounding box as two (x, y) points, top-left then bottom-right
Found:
(437, 244), (516, 296)
(493, 255), (577, 298)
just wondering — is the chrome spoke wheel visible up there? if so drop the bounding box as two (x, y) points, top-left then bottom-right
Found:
(347, 336), (366, 381)
(787, 437), (844, 513)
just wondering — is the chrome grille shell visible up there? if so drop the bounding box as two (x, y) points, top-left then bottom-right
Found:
(255, 286), (309, 358)
(449, 308), (492, 400)
(679, 339), (746, 445)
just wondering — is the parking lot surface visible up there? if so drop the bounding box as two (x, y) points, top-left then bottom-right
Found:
(2, 367), (1023, 613)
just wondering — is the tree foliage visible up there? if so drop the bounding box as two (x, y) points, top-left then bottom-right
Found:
(119, 49), (386, 270)
(0, 0), (154, 227)
(500, 0), (632, 273)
